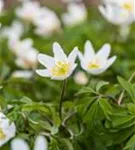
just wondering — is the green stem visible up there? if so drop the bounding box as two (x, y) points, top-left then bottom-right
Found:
(86, 74), (91, 86)
(59, 79), (67, 121)
(118, 71), (135, 105)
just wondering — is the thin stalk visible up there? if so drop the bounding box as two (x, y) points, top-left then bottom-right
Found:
(59, 79), (67, 121)
(86, 74), (91, 86)
(118, 71), (135, 105)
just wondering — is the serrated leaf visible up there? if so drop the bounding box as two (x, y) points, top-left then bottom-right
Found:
(96, 81), (109, 92)
(58, 139), (74, 150)
(22, 103), (50, 114)
(124, 134), (135, 150)
(76, 87), (97, 96)
(127, 103), (135, 115)
(83, 101), (99, 130)
(99, 99), (112, 120)
(117, 76), (135, 103)
(49, 139), (60, 150)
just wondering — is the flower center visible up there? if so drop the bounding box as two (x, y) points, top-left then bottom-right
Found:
(88, 59), (100, 69)
(122, 2), (132, 11)
(51, 61), (70, 77)
(0, 128), (6, 140)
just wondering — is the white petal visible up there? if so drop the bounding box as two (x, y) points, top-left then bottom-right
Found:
(68, 63), (78, 77)
(99, 5), (109, 21)
(53, 42), (67, 62)
(87, 56), (116, 75)
(88, 68), (106, 75)
(34, 136), (48, 150)
(68, 47), (78, 65)
(78, 51), (84, 61)
(96, 44), (111, 60)
(38, 53), (55, 69)
(104, 56), (117, 70)
(36, 69), (51, 77)
(21, 38), (33, 49)
(78, 51), (87, 70)
(11, 139), (30, 150)
(51, 76), (68, 80)
(15, 58), (27, 69)
(84, 40), (95, 60)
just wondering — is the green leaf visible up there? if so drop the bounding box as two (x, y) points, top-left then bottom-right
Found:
(127, 103), (135, 115)
(20, 96), (32, 104)
(0, 96), (7, 108)
(76, 87), (97, 96)
(96, 81), (109, 93)
(99, 99), (112, 120)
(49, 138), (60, 150)
(83, 101), (99, 130)
(124, 134), (135, 150)
(58, 139), (74, 150)
(117, 76), (135, 103)
(22, 103), (50, 114)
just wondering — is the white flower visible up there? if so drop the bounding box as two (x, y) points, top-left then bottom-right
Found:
(18, 0), (29, 2)
(36, 42), (78, 80)
(0, 0), (3, 27)
(34, 8), (61, 37)
(16, 1), (41, 23)
(0, 112), (16, 147)
(0, 0), (3, 14)
(61, 0), (81, 3)
(74, 71), (88, 85)
(62, 3), (87, 27)
(99, 0), (135, 25)
(9, 38), (38, 69)
(119, 24), (130, 40)
(11, 136), (48, 150)
(1, 20), (24, 41)
(78, 41), (116, 75)
(116, 0), (135, 20)
(12, 70), (33, 79)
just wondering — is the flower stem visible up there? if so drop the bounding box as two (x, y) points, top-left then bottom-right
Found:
(59, 79), (67, 121)
(118, 71), (135, 105)
(86, 74), (91, 86)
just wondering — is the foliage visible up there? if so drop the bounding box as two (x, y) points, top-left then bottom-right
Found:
(0, 3), (135, 150)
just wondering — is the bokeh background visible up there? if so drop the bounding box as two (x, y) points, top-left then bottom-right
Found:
(4, 0), (99, 8)
(1, 0), (135, 149)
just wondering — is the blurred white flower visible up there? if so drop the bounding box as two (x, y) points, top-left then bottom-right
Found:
(11, 135), (48, 150)
(74, 71), (88, 85)
(18, 0), (30, 2)
(34, 8), (61, 36)
(0, 0), (3, 14)
(119, 24), (130, 40)
(16, 1), (41, 23)
(78, 41), (116, 75)
(0, 0), (3, 27)
(116, 0), (135, 20)
(1, 20), (24, 41)
(61, 0), (82, 3)
(36, 42), (78, 80)
(62, 3), (87, 27)
(9, 38), (38, 69)
(7, 105), (14, 110)
(0, 112), (16, 147)
(99, 0), (135, 25)
(12, 70), (33, 79)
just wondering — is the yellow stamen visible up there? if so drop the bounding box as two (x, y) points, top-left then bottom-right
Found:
(51, 61), (70, 76)
(88, 59), (100, 69)
(123, 3), (132, 11)
(0, 128), (6, 140)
